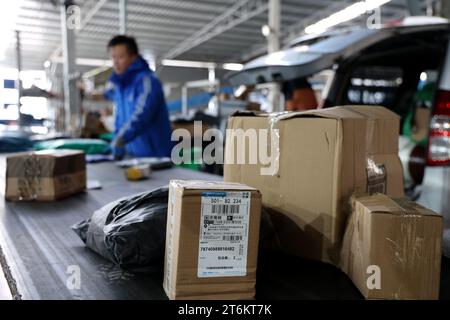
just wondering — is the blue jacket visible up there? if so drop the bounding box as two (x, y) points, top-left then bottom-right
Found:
(107, 56), (173, 157)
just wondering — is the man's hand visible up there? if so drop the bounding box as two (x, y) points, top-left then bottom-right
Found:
(112, 147), (125, 161)
(111, 135), (126, 160)
(111, 135), (125, 149)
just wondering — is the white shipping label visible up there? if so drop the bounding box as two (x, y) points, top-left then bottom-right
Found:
(198, 191), (251, 278)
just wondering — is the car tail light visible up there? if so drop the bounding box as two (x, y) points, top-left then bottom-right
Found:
(427, 90), (450, 166)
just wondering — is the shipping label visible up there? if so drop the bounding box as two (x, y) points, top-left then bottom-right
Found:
(198, 191), (251, 277)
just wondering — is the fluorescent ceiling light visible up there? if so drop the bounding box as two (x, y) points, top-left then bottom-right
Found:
(222, 63), (244, 71)
(161, 59), (216, 69)
(161, 59), (243, 71)
(51, 57), (112, 67)
(76, 58), (112, 67)
(304, 0), (392, 35)
(51, 57), (244, 71)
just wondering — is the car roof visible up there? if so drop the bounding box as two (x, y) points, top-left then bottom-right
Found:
(228, 20), (450, 86)
(288, 16), (449, 47)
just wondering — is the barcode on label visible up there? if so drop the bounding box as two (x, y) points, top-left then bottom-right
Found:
(223, 235), (242, 241)
(211, 204), (240, 214)
(205, 215), (221, 220)
(206, 266), (233, 270)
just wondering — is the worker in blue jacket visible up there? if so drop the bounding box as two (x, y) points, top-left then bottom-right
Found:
(105, 35), (172, 160)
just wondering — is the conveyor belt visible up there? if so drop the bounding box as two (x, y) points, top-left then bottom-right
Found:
(0, 160), (448, 299)
(0, 161), (222, 299)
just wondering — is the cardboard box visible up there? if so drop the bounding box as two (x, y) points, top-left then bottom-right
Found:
(5, 149), (86, 201)
(163, 180), (261, 300)
(224, 106), (404, 265)
(341, 193), (442, 300)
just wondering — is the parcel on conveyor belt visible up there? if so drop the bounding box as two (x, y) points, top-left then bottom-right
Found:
(5, 149), (86, 201)
(224, 105), (404, 265)
(164, 180), (262, 300)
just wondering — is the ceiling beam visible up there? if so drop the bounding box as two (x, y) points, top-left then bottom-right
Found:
(235, 0), (406, 62)
(163, 0), (269, 60)
(49, 0), (108, 62)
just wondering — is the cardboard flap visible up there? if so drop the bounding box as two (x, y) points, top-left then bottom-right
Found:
(230, 106), (372, 122)
(355, 193), (442, 217)
(231, 110), (263, 117)
(341, 105), (400, 120)
(230, 106), (398, 122)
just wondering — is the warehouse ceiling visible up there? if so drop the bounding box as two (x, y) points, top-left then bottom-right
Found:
(0, 0), (414, 71)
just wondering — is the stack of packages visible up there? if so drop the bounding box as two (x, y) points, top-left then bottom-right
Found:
(163, 180), (262, 300)
(224, 105), (443, 300)
(5, 150), (86, 201)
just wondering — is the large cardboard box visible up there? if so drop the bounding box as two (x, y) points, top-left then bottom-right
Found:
(341, 193), (442, 300)
(163, 180), (261, 300)
(224, 106), (404, 265)
(5, 150), (86, 201)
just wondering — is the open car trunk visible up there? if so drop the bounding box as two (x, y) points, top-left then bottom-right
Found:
(227, 23), (450, 86)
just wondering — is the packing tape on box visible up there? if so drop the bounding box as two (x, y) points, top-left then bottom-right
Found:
(8, 153), (83, 201)
(19, 155), (43, 200)
(389, 198), (425, 268)
(388, 199), (441, 300)
(344, 193), (440, 299)
(344, 107), (389, 196)
(364, 117), (384, 195)
(366, 158), (387, 194)
(170, 179), (256, 189)
(376, 200), (422, 300)
(267, 111), (294, 177)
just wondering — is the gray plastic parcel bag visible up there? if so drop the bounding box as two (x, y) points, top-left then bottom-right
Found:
(71, 186), (168, 273)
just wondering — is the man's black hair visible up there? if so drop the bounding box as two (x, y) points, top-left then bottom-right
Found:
(107, 35), (139, 55)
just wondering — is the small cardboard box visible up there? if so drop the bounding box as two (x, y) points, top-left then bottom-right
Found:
(163, 180), (262, 300)
(340, 193), (443, 300)
(224, 105), (404, 265)
(5, 149), (86, 201)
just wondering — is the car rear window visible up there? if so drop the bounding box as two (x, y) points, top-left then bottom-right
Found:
(346, 66), (403, 107)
